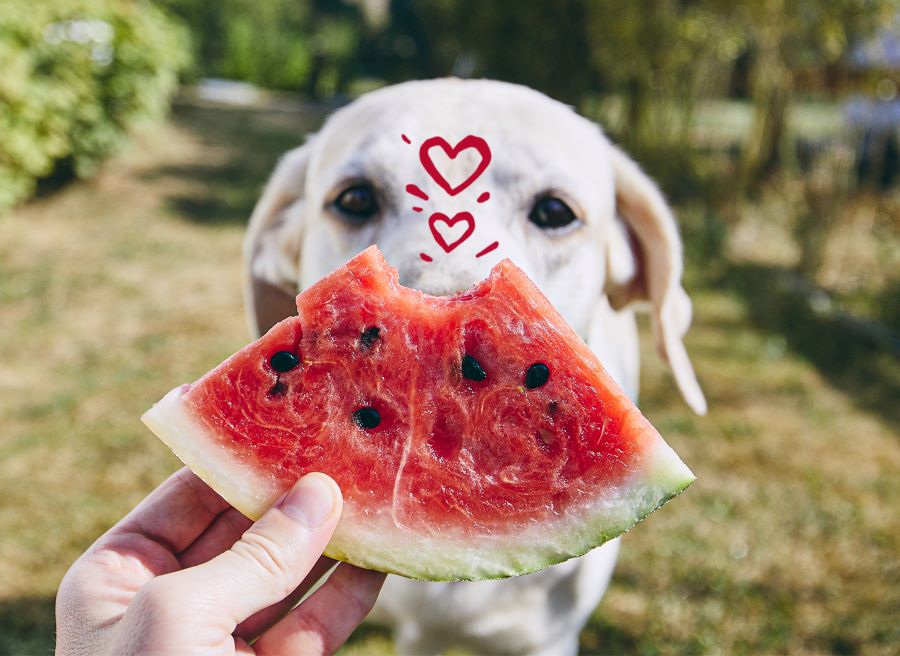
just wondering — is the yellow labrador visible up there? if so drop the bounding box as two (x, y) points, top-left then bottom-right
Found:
(244, 78), (706, 656)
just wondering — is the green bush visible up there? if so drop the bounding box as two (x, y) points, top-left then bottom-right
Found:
(158, 0), (363, 97)
(0, 0), (189, 211)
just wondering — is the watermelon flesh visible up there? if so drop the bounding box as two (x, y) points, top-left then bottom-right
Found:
(142, 246), (694, 581)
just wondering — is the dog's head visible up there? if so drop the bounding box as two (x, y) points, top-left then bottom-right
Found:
(244, 78), (706, 414)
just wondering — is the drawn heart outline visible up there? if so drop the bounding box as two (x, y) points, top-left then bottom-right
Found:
(428, 211), (475, 252)
(419, 135), (492, 196)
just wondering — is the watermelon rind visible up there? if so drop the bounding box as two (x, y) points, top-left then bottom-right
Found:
(143, 385), (694, 581)
(142, 385), (282, 518)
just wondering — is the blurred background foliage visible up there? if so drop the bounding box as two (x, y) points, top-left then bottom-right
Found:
(3, 0), (899, 207)
(3, 0), (898, 327)
(1, 1), (899, 653)
(0, 0), (188, 211)
(158, 0), (897, 184)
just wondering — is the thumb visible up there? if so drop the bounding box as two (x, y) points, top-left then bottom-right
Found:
(164, 472), (342, 624)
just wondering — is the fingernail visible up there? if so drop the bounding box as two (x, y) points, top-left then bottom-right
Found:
(280, 473), (338, 529)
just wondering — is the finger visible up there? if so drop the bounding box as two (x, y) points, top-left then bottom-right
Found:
(252, 563), (386, 656)
(235, 556), (337, 642)
(105, 467), (231, 553)
(178, 508), (254, 568)
(157, 472), (341, 624)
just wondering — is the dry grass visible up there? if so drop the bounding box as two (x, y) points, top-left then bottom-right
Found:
(0, 104), (897, 655)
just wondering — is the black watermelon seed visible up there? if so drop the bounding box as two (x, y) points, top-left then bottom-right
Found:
(525, 362), (550, 389)
(353, 406), (381, 429)
(360, 326), (381, 350)
(268, 381), (287, 397)
(270, 351), (299, 372)
(461, 354), (487, 381)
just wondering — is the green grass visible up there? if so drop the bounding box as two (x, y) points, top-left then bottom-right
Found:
(693, 98), (845, 145)
(1, 103), (897, 655)
(589, 96), (846, 148)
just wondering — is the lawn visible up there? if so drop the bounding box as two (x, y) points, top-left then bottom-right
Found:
(0, 103), (897, 655)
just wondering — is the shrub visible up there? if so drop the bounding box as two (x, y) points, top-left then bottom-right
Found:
(0, 0), (189, 211)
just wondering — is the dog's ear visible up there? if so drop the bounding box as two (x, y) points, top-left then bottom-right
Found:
(243, 139), (315, 338)
(604, 144), (707, 415)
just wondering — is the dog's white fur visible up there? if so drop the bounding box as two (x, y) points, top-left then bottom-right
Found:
(243, 78), (705, 655)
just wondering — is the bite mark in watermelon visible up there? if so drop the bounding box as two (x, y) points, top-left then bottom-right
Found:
(142, 246), (694, 581)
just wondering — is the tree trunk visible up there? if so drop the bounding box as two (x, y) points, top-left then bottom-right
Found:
(740, 46), (792, 190)
(624, 76), (649, 151)
(305, 51), (324, 99)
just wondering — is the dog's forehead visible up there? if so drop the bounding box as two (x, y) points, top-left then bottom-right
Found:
(310, 79), (610, 192)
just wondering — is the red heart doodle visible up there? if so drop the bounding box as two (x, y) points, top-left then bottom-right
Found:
(428, 211), (475, 252)
(419, 135), (492, 196)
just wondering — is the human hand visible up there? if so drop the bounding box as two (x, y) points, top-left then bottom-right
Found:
(55, 468), (386, 655)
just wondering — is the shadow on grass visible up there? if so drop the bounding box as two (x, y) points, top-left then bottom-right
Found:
(0, 594), (391, 655)
(727, 263), (900, 426)
(580, 615), (640, 655)
(0, 595), (55, 654)
(146, 103), (331, 226)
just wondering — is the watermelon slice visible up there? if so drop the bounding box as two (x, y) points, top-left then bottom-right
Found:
(142, 246), (694, 581)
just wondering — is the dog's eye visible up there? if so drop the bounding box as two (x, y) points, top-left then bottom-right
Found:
(528, 196), (578, 230)
(333, 184), (378, 220)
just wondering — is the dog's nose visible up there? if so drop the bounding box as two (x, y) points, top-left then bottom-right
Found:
(397, 273), (478, 297)
(395, 261), (488, 297)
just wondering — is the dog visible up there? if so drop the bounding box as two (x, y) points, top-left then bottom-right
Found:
(241, 78), (706, 656)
